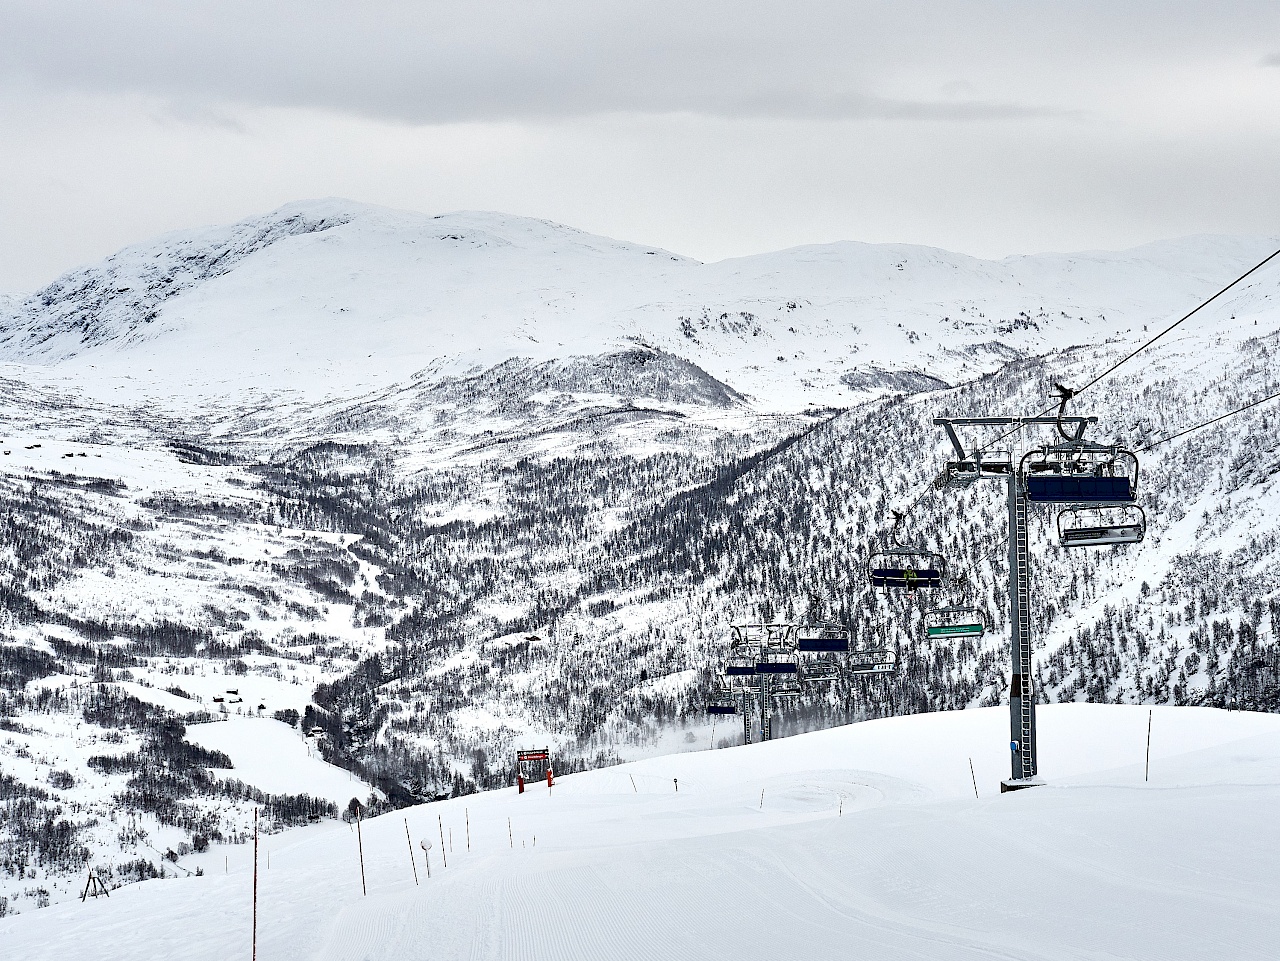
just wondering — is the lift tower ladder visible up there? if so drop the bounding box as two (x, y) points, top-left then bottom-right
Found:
(934, 415), (1096, 790)
(1009, 468), (1034, 781)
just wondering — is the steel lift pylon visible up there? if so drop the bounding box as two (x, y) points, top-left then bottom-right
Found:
(934, 414), (1098, 791)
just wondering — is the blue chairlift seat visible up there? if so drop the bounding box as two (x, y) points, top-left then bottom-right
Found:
(868, 518), (946, 591)
(796, 626), (850, 652)
(797, 636), (849, 652)
(1027, 475), (1132, 503)
(755, 661), (798, 674)
(707, 704), (737, 715)
(869, 566), (944, 589)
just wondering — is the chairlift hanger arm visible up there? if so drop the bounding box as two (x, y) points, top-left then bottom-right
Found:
(1052, 384), (1086, 442)
(934, 416), (1099, 483)
(942, 422), (966, 461)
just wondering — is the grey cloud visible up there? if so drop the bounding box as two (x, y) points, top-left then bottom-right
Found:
(0, 1), (1131, 123)
(1265, 52), (1280, 66)
(153, 99), (249, 134)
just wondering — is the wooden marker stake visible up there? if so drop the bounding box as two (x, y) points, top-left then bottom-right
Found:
(404, 819), (419, 886)
(1145, 709), (1153, 782)
(252, 809), (259, 961)
(356, 806), (367, 896)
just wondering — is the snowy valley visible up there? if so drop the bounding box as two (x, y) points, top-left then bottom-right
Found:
(1, 200), (1279, 929)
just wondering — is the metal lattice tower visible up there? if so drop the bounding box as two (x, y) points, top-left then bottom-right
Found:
(722, 622), (894, 744)
(935, 414), (1097, 790)
(1007, 468), (1036, 780)
(760, 672), (772, 741)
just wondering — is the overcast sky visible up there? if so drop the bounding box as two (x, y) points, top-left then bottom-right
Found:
(2, 1), (1279, 291)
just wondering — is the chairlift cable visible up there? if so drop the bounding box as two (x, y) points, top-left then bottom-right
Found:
(1134, 386), (1280, 453)
(972, 245), (1280, 456)
(1072, 246), (1280, 397)
(896, 245), (1280, 513)
(850, 248), (1279, 613)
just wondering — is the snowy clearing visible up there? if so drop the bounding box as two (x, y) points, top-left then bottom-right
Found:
(183, 716), (372, 807)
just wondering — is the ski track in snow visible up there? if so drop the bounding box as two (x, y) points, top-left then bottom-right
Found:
(5, 703), (1280, 961)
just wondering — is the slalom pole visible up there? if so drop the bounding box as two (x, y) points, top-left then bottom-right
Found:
(252, 808), (259, 961)
(969, 758), (979, 799)
(404, 819), (419, 886)
(466, 808), (471, 852)
(508, 817), (513, 849)
(438, 815), (448, 868)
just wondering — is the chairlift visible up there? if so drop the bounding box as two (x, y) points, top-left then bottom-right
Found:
(924, 606), (987, 639)
(796, 624), (850, 652)
(707, 686), (738, 715)
(1022, 444), (1138, 503)
(867, 511), (946, 591)
(936, 449), (1013, 490)
(1057, 505), (1146, 547)
(799, 659), (841, 682)
(735, 674), (765, 694)
(765, 661), (803, 697)
(725, 633), (758, 677)
(1022, 384), (1139, 504)
(755, 648), (799, 675)
(846, 646), (897, 675)
(724, 648), (763, 693)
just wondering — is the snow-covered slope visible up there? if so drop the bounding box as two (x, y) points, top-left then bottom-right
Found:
(4, 704), (1279, 959)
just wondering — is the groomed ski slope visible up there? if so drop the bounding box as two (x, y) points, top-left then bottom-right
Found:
(6, 703), (1280, 960)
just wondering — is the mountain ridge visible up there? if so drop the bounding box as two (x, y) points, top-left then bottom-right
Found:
(3, 199), (1277, 413)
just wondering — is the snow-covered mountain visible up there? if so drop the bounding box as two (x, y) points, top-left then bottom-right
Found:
(2, 200), (1280, 915)
(4, 199), (1275, 411)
